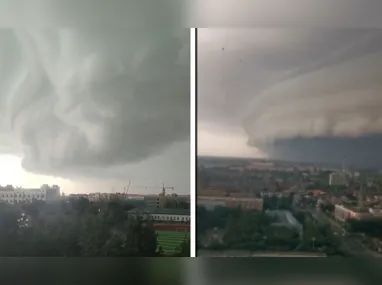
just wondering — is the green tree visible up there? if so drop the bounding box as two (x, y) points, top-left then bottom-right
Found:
(0, 204), (21, 256)
(0, 198), (163, 257)
(177, 237), (190, 256)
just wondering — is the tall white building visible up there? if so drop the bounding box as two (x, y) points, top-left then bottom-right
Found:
(329, 172), (348, 186)
(0, 184), (60, 204)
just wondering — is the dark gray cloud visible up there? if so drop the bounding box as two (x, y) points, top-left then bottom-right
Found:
(195, 0), (382, 28)
(0, 28), (190, 178)
(199, 28), (382, 167)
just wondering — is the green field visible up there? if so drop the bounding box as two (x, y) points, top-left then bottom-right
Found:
(156, 231), (190, 253)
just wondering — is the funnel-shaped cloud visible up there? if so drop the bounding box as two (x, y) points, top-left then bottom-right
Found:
(0, 28), (189, 176)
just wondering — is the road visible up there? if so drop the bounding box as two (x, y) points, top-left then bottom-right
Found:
(308, 209), (380, 257)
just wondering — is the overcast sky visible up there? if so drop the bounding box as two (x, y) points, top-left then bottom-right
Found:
(198, 28), (382, 163)
(0, 4), (189, 194)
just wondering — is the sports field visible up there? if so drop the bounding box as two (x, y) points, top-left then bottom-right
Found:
(156, 230), (190, 254)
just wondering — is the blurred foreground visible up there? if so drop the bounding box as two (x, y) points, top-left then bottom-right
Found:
(2, 258), (382, 285)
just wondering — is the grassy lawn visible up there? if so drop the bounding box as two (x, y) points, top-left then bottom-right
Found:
(156, 230), (190, 253)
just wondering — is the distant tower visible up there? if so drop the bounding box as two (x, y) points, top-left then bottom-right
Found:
(358, 182), (364, 209)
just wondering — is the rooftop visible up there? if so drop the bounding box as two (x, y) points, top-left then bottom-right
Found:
(128, 208), (190, 216)
(336, 204), (370, 213)
(0, 187), (41, 192)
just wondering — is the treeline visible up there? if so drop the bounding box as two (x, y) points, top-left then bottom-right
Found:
(197, 206), (342, 255)
(0, 198), (189, 257)
(262, 194), (294, 211)
(197, 206), (300, 251)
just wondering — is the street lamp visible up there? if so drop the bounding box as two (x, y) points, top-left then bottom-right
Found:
(312, 237), (316, 249)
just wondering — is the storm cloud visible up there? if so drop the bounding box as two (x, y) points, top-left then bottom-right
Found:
(0, 28), (189, 176)
(199, 28), (382, 168)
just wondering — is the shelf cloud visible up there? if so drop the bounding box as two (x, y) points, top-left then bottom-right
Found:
(199, 28), (382, 167)
(0, 28), (189, 177)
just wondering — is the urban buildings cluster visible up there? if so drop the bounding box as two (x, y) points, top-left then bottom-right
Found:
(69, 188), (190, 208)
(198, 158), (382, 226)
(0, 183), (190, 214)
(69, 187), (191, 225)
(197, 157), (382, 256)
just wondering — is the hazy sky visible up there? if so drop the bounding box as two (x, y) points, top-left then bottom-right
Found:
(198, 28), (382, 162)
(0, 4), (189, 194)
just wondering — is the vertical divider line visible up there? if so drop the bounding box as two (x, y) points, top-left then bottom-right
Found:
(190, 27), (196, 257)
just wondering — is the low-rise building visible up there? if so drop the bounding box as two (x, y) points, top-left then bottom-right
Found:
(145, 192), (190, 209)
(334, 204), (382, 222)
(128, 208), (190, 223)
(0, 184), (60, 204)
(197, 196), (263, 211)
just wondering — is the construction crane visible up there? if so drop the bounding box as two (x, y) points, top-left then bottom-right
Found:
(130, 184), (175, 195)
(161, 183), (175, 196)
(123, 181), (132, 196)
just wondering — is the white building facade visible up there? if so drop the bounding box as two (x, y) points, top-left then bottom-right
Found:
(128, 208), (190, 222)
(0, 184), (60, 204)
(151, 213), (190, 222)
(329, 172), (348, 186)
